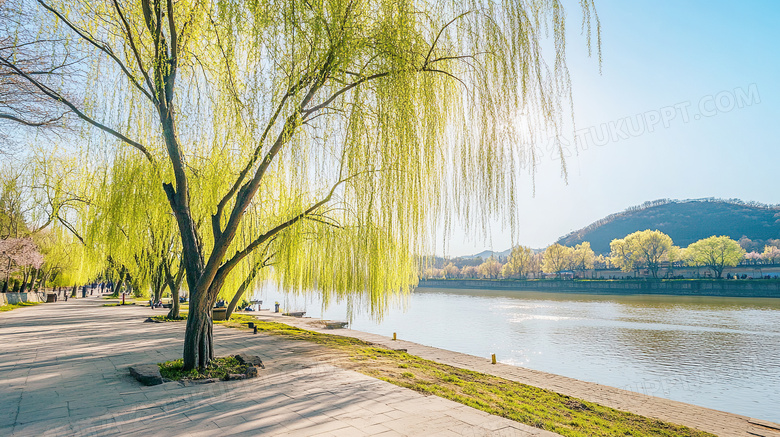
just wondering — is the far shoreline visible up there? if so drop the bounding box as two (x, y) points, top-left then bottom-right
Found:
(416, 278), (780, 298)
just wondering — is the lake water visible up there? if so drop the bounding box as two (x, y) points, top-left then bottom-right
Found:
(251, 285), (780, 423)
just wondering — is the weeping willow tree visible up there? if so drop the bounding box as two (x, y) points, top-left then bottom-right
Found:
(84, 152), (186, 313)
(0, 147), (102, 290)
(2, 0), (599, 369)
(29, 157), (102, 291)
(86, 151), (275, 318)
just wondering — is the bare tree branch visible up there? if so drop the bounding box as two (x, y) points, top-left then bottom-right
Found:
(302, 71), (391, 117)
(216, 174), (350, 282)
(0, 54), (155, 164)
(37, 0), (154, 102)
(0, 112), (66, 127)
(212, 72), (316, 239)
(424, 12), (472, 66)
(111, 0), (158, 104)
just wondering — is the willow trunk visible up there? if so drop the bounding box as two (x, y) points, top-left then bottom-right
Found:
(166, 286), (180, 319)
(183, 288), (214, 369)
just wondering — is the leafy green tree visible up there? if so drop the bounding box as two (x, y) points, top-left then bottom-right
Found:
(85, 155), (172, 300)
(610, 230), (673, 278)
(502, 245), (533, 278)
(542, 244), (573, 277)
(478, 256), (502, 279)
(529, 252), (544, 278)
(461, 265), (479, 279)
(443, 263), (460, 279)
(0, 152), (96, 291)
(423, 267), (445, 279)
(0, 166), (29, 239)
(664, 245), (682, 277)
(686, 236), (745, 279)
(609, 238), (632, 273)
(762, 245), (780, 264)
(594, 254), (612, 269)
(570, 242), (595, 272)
(2, 0), (599, 369)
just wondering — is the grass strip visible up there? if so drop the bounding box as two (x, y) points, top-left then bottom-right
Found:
(149, 314), (187, 322)
(159, 356), (249, 381)
(216, 314), (713, 437)
(0, 301), (41, 312)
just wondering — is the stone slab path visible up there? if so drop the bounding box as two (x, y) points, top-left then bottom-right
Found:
(259, 312), (780, 437)
(0, 297), (556, 437)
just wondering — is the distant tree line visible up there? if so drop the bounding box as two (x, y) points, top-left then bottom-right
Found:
(423, 230), (780, 281)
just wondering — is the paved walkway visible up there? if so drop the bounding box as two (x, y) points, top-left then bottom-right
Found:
(262, 313), (780, 437)
(0, 297), (556, 436)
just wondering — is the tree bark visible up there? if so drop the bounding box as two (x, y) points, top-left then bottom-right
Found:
(3, 257), (11, 291)
(125, 271), (138, 297)
(19, 267), (30, 293)
(164, 257), (185, 319)
(183, 293), (213, 369)
(111, 267), (126, 298)
(167, 285), (180, 319)
(153, 280), (163, 306)
(40, 270), (51, 291)
(32, 269), (40, 291)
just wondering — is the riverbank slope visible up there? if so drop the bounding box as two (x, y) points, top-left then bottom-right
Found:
(262, 311), (779, 437)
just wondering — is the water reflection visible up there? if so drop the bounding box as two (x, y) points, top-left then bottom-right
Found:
(251, 285), (780, 422)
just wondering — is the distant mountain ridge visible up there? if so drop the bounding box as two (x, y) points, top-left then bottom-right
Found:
(557, 198), (780, 254)
(460, 249), (512, 260)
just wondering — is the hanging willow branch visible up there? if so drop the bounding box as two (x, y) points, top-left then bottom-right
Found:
(2, 0), (600, 369)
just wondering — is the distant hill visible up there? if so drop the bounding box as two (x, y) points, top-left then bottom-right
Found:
(557, 198), (780, 254)
(461, 249), (512, 260)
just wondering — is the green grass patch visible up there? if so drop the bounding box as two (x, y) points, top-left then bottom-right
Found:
(149, 314), (186, 322)
(103, 302), (136, 307)
(218, 319), (713, 437)
(146, 312), (243, 324)
(0, 301), (41, 312)
(158, 356), (249, 381)
(214, 313), (258, 327)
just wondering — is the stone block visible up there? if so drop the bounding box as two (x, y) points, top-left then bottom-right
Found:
(129, 364), (163, 386)
(244, 366), (260, 378)
(234, 354), (265, 368)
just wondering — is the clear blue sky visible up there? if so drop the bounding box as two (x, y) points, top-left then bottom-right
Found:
(446, 0), (780, 256)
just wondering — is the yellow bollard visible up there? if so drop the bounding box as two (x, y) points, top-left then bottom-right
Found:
(393, 332), (397, 340)
(491, 354), (496, 365)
